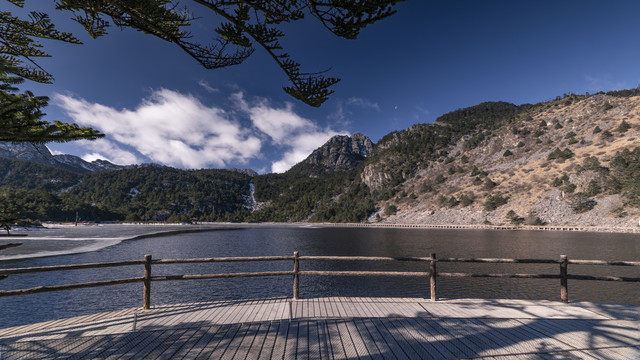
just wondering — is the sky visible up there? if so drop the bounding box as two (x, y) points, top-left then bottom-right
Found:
(12, 1), (640, 173)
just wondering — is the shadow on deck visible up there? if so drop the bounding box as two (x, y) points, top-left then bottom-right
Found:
(1, 298), (638, 359)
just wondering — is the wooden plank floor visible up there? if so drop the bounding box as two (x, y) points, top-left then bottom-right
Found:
(1, 298), (638, 359)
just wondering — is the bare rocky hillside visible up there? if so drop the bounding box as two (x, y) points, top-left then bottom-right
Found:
(374, 94), (640, 228)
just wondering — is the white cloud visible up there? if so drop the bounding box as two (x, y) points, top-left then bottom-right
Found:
(232, 92), (346, 173)
(232, 93), (316, 144)
(77, 139), (141, 165)
(329, 97), (379, 123)
(198, 79), (219, 93)
(46, 146), (64, 156)
(55, 89), (262, 169)
(346, 97), (380, 111)
(271, 129), (342, 173)
(55, 89), (344, 172)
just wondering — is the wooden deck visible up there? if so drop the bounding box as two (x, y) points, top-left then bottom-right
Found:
(0, 297), (638, 359)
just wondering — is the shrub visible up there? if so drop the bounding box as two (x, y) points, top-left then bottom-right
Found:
(505, 210), (521, 225)
(564, 131), (576, 139)
(617, 120), (631, 133)
(592, 126), (602, 134)
(435, 174), (447, 184)
(420, 182), (433, 193)
(603, 102), (614, 111)
(561, 183), (577, 194)
(460, 194), (473, 206)
(601, 130), (613, 139)
(484, 178), (497, 190)
(517, 141), (525, 148)
(548, 148), (574, 160)
(384, 204), (397, 216)
(581, 156), (602, 172)
(484, 193), (507, 211)
(571, 194), (596, 213)
(554, 122), (563, 129)
(503, 149), (513, 157)
(585, 180), (601, 197)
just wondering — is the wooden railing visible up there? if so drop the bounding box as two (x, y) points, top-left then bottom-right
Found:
(1, 253), (639, 308)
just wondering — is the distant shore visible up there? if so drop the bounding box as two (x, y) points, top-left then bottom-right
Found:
(191, 221), (640, 235)
(6, 221), (640, 235)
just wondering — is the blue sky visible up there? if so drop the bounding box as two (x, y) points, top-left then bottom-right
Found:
(13, 1), (640, 173)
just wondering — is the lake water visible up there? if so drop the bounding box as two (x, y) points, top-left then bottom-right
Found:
(1, 226), (638, 328)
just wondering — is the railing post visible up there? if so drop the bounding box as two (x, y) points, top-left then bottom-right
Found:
(560, 255), (568, 303)
(430, 253), (437, 301)
(293, 251), (299, 300)
(143, 254), (152, 309)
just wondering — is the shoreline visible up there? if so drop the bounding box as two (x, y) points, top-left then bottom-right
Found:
(197, 221), (640, 235)
(8, 221), (640, 235)
(0, 225), (239, 262)
(305, 222), (640, 234)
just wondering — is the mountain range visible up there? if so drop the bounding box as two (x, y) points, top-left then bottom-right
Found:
(1, 89), (639, 228)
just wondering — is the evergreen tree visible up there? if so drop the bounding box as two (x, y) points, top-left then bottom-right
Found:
(11, 0), (404, 107)
(1, 3), (104, 143)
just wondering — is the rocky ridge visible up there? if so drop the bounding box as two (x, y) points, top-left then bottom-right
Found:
(291, 133), (374, 175)
(0, 142), (124, 173)
(374, 94), (640, 228)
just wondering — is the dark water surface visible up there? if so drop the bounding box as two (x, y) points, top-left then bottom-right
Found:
(1, 227), (638, 328)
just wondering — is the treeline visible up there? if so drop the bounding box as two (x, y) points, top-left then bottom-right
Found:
(0, 160), (253, 223)
(0, 158), (81, 192)
(249, 168), (375, 223)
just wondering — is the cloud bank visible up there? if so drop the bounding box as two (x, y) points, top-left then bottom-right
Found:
(55, 89), (344, 172)
(232, 93), (345, 172)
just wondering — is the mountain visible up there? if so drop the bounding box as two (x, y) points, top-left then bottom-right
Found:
(249, 133), (375, 222)
(2, 89), (640, 227)
(288, 133), (374, 176)
(364, 91), (640, 228)
(0, 142), (125, 173)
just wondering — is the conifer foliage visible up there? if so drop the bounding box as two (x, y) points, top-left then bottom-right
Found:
(53, 0), (403, 107)
(1, 1), (104, 143)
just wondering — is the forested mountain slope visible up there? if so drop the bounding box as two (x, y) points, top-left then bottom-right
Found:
(2, 90), (640, 227)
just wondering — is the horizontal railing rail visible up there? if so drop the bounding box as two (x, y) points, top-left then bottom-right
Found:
(1, 253), (639, 309)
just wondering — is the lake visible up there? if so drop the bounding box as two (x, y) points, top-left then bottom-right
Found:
(1, 226), (638, 328)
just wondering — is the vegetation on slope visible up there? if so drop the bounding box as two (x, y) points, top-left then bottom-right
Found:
(2, 90), (640, 226)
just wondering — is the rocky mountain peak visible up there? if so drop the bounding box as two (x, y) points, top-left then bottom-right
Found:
(0, 142), (125, 173)
(301, 133), (374, 174)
